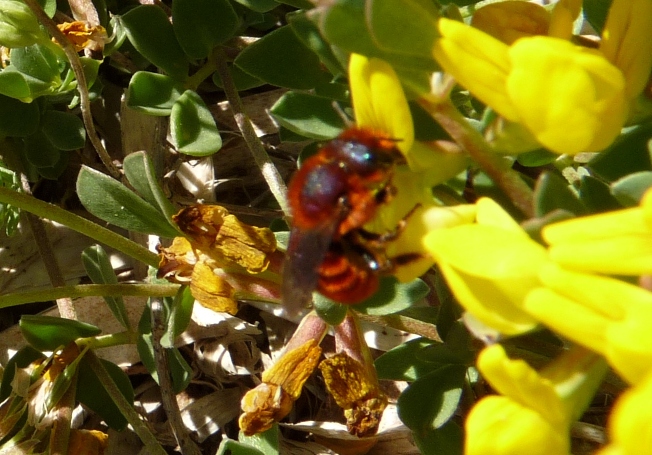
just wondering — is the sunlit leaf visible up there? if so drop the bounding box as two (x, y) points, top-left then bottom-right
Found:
(82, 245), (131, 330)
(121, 5), (189, 79)
(77, 165), (180, 237)
(170, 90), (223, 156)
(20, 315), (101, 351)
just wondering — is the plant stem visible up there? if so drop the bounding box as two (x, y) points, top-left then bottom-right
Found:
(21, 0), (121, 179)
(420, 97), (535, 218)
(78, 330), (139, 349)
(0, 187), (159, 267)
(214, 48), (291, 219)
(0, 284), (179, 308)
(86, 351), (167, 455)
(150, 298), (202, 455)
(20, 175), (77, 319)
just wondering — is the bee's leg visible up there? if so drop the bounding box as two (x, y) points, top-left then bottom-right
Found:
(356, 203), (422, 244)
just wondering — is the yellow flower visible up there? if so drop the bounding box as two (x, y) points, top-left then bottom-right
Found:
(596, 370), (652, 455)
(466, 344), (607, 455)
(348, 54), (468, 282)
(525, 263), (652, 384)
(432, 0), (652, 155)
(239, 312), (327, 435)
(423, 198), (545, 335)
(543, 188), (652, 275)
(158, 204), (281, 314)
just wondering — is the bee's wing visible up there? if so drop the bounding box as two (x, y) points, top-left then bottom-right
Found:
(281, 221), (338, 318)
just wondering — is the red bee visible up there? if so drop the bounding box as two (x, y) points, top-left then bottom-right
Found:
(282, 127), (413, 315)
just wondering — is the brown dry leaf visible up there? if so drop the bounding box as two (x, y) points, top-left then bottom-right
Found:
(189, 261), (238, 315)
(56, 22), (108, 52)
(319, 353), (388, 438)
(68, 429), (108, 455)
(239, 339), (322, 435)
(173, 205), (276, 273)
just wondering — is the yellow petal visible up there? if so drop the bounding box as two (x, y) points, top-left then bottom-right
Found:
(319, 353), (387, 437)
(471, 1), (550, 44)
(548, 0), (581, 40)
(190, 261), (239, 314)
(432, 18), (518, 121)
(436, 261), (539, 335)
(466, 396), (569, 455)
(507, 37), (627, 154)
(543, 206), (647, 244)
(525, 288), (609, 354)
(548, 235), (652, 275)
(478, 345), (565, 425)
(426, 224), (546, 280)
(349, 54), (414, 154)
(606, 371), (652, 452)
(600, 0), (652, 100)
(475, 197), (525, 234)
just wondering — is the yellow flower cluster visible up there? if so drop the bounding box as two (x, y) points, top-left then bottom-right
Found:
(433, 0), (652, 155)
(422, 188), (652, 454)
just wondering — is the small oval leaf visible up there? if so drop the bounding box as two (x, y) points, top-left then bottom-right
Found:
(121, 5), (189, 80)
(77, 166), (179, 237)
(20, 315), (102, 351)
(234, 26), (327, 89)
(170, 90), (222, 156)
(126, 72), (184, 116)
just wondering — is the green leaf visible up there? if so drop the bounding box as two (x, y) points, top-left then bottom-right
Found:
(516, 148), (557, 167)
(287, 11), (344, 77)
(161, 286), (194, 348)
(611, 171), (652, 207)
(318, 0), (437, 72)
(398, 364), (466, 431)
(212, 63), (265, 91)
(23, 131), (61, 168)
(313, 294), (348, 325)
(47, 348), (85, 409)
(35, 152), (69, 180)
(239, 424), (280, 455)
(0, 70), (31, 99)
(81, 245), (131, 330)
(367, 0), (439, 59)
(533, 171), (587, 217)
(170, 90), (223, 156)
(234, 26), (328, 89)
(412, 421), (463, 455)
(77, 356), (134, 430)
(217, 440), (265, 455)
(123, 151), (178, 220)
(270, 92), (346, 140)
(80, 57), (101, 90)
(578, 175), (622, 213)
(233, 0), (279, 13)
(77, 165), (180, 237)
(137, 299), (192, 393)
(277, 0), (312, 7)
(0, 346), (44, 401)
(354, 277), (430, 316)
(125, 72), (184, 116)
(583, 0), (612, 34)
(375, 338), (442, 381)
(173, 0), (240, 59)
(9, 43), (61, 97)
(0, 94), (39, 136)
(41, 110), (85, 150)
(121, 5), (189, 80)
(588, 122), (652, 181)
(19, 315), (102, 351)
